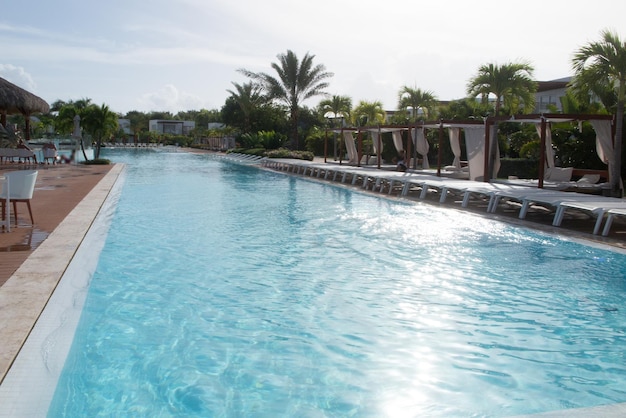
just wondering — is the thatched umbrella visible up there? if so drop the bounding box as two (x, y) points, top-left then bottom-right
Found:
(0, 77), (50, 141)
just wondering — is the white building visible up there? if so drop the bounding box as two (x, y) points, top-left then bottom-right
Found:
(534, 77), (570, 113)
(149, 120), (195, 135)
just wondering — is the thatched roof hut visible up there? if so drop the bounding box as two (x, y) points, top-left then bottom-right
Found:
(0, 77), (50, 141)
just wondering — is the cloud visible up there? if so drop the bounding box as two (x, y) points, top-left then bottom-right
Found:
(0, 64), (37, 91)
(137, 84), (207, 113)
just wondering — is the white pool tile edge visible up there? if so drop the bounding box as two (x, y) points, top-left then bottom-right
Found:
(0, 164), (125, 418)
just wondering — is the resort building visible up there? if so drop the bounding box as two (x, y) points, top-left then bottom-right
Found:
(534, 77), (570, 113)
(149, 119), (195, 135)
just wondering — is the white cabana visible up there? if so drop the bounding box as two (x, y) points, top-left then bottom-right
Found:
(488, 113), (615, 187)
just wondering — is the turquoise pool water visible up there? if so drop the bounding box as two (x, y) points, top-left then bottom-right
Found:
(48, 149), (626, 417)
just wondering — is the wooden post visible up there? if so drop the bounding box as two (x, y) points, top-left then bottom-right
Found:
(357, 130), (363, 167)
(324, 129), (328, 163)
(437, 121), (443, 176)
(483, 121), (491, 182)
(377, 125), (382, 169)
(538, 117), (546, 188)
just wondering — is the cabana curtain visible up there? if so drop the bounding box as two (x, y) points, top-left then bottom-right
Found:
(590, 119), (613, 166)
(371, 132), (383, 164)
(465, 127), (499, 181)
(343, 131), (359, 164)
(391, 131), (403, 151)
(534, 123), (555, 168)
(449, 128), (462, 168)
(413, 128), (429, 169)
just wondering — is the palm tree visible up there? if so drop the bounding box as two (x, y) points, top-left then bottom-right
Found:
(319, 95), (352, 160)
(319, 94), (352, 124)
(466, 62), (537, 116)
(239, 50), (333, 149)
(352, 100), (386, 127)
(352, 100), (386, 158)
(82, 103), (118, 159)
(226, 81), (267, 134)
(397, 86), (437, 120)
(571, 29), (626, 197)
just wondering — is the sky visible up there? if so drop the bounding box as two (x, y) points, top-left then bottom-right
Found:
(1, 0), (625, 116)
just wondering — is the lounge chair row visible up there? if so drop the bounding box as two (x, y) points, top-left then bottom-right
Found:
(261, 159), (626, 238)
(218, 153), (266, 164)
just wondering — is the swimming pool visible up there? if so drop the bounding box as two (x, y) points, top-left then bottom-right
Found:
(22, 149), (626, 416)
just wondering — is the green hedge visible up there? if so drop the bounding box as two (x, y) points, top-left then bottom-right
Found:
(497, 158), (539, 179)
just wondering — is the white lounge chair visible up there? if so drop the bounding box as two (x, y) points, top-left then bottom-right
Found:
(0, 170), (38, 227)
(553, 198), (626, 235)
(602, 208), (626, 236)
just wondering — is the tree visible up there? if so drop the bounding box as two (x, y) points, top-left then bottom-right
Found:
(352, 100), (386, 157)
(352, 100), (386, 126)
(437, 98), (493, 120)
(54, 98), (92, 136)
(239, 50), (333, 149)
(466, 62), (537, 116)
(82, 103), (118, 159)
(319, 95), (352, 160)
(397, 86), (437, 120)
(319, 95), (352, 125)
(125, 110), (150, 144)
(226, 81), (268, 134)
(571, 29), (626, 197)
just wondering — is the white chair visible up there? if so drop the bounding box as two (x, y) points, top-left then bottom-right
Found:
(43, 147), (58, 164)
(0, 170), (38, 227)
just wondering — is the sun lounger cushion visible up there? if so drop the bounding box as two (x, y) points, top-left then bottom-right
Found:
(544, 167), (573, 182)
(576, 174), (601, 184)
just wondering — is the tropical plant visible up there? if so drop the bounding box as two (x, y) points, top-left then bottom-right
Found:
(466, 62), (537, 116)
(352, 100), (386, 126)
(397, 86), (437, 120)
(571, 29), (626, 197)
(82, 103), (118, 159)
(54, 98), (92, 136)
(239, 50), (333, 149)
(437, 98), (493, 120)
(124, 110), (150, 145)
(319, 95), (352, 125)
(226, 81), (268, 134)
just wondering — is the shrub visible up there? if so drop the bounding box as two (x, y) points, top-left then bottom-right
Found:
(83, 158), (111, 165)
(265, 148), (314, 161)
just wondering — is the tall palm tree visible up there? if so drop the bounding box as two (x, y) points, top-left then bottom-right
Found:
(239, 50), (333, 149)
(397, 86), (437, 120)
(571, 29), (626, 197)
(466, 62), (537, 116)
(226, 81), (267, 134)
(82, 103), (118, 159)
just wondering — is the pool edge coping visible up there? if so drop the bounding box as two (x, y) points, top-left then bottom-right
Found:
(0, 163), (125, 384)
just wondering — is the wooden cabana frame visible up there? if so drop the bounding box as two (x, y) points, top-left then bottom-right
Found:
(485, 113), (615, 187)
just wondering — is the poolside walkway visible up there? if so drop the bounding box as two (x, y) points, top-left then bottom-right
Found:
(0, 162), (122, 384)
(0, 163), (115, 286)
